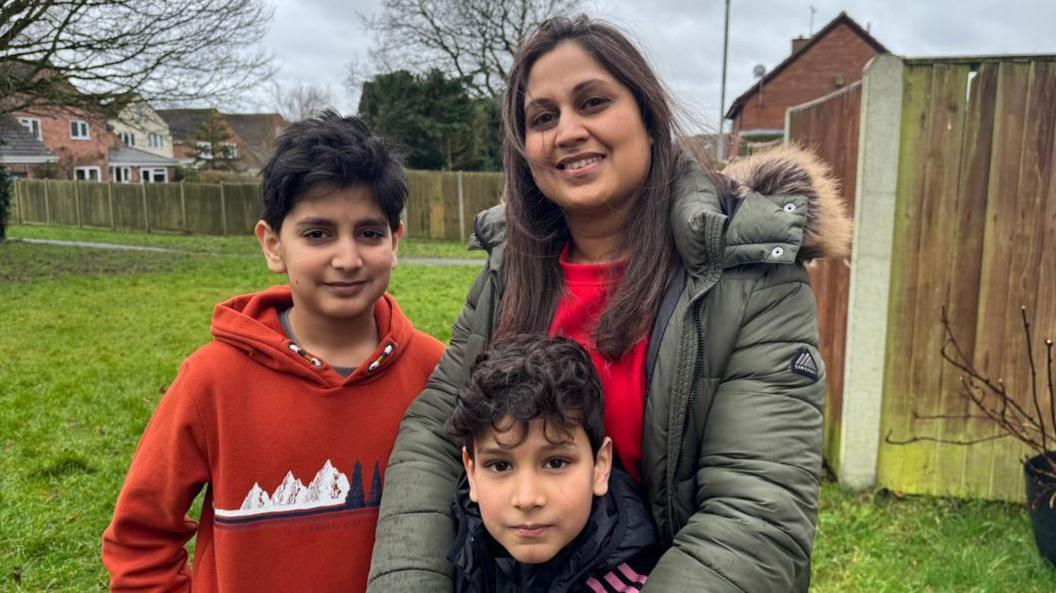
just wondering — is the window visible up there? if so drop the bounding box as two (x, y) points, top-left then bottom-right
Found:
(140, 168), (167, 183)
(196, 141), (213, 159)
(119, 132), (136, 146)
(70, 120), (90, 139)
(148, 132), (164, 148)
(74, 166), (100, 181)
(221, 143), (238, 159)
(110, 166), (132, 183)
(18, 117), (42, 140)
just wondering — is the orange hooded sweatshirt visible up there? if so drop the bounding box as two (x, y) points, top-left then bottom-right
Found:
(102, 285), (444, 593)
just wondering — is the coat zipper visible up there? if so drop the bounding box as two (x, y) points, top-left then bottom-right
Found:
(485, 272), (497, 343)
(665, 296), (707, 541)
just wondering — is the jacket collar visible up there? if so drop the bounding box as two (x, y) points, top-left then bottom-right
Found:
(448, 470), (655, 593)
(670, 158), (810, 276)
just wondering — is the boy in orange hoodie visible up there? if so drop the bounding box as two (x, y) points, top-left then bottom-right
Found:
(102, 111), (445, 593)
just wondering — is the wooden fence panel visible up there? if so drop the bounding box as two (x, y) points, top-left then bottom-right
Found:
(183, 184), (225, 235)
(878, 56), (1056, 500)
(787, 82), (861, 473)
(46, 181), (77, 226)
(19, 180), (48, 223)
(112, 184), (145, 231)
(10, 170), (504, 239)
(462, 172), (506, 241)
(147, 183), (184, 233)
(223, 184), (261, 235)
(79, 183), (111, 228)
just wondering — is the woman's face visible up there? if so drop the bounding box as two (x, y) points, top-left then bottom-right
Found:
(522, 41), (652, 223)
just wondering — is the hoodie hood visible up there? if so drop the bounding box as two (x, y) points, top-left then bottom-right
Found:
(470, 145), (852, 274)
(210, 284), (415, 389)
(449, 469), (656, 593)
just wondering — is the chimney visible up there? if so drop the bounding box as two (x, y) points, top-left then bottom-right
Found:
(792, 36), (809, 54)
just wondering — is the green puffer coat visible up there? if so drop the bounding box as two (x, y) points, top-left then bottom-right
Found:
(368, 146), (852, 593)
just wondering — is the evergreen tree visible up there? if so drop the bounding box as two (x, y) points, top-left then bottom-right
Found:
(358, 69), (475, 170)
(195, 111), (238, 171)
(367, 462), (383, 507)
(347, 462), (366, 508)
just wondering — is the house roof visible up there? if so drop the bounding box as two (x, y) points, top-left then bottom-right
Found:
(223, 112), (288, 170)
(224, 113), (287, 148)
(0, 116), (58, 164)
(156, 108), (221, 142)
(108, 145), (180, 167)
(725, 12), (888, 119)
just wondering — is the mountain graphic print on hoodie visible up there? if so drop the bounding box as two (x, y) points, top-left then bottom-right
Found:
(102, 285), (444, 593)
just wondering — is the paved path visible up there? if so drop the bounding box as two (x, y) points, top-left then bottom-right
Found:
(11, 238), (483, 266)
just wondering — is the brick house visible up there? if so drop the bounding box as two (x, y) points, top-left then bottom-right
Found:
(0, 115), (58, 177)
(223, 113), (288, 174)
(107, 99), (179, 182)
(9, 104), (117, 181)
(725, 12), (887, 156)
(156, 108), (244, 170)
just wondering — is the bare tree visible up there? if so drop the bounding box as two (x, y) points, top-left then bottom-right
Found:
(271, 81), (335, 122)
(0, 0), (274, 116)
(364, 0), (581, 98)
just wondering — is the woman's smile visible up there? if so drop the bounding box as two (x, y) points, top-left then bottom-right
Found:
(524, 41), (651, 223)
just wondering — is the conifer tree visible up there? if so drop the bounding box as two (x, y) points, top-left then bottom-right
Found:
(367, 462), (383, 507)
(347, 462), (366, 508)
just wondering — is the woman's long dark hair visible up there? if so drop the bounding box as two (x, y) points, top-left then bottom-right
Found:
(497, 15), (690, 359)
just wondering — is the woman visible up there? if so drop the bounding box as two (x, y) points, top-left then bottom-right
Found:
(368, 15), (850, 593)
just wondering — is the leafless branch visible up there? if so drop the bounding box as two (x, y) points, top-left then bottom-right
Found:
(363, 0), (581, 99)
(271, 81), (334, 122)
(0, 0), (274, 116)
(891, 305), (1056, 460)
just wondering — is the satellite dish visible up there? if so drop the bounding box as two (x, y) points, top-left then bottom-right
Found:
(753, 64), (767, 78)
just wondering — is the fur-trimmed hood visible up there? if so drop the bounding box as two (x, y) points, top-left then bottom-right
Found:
(721, 144), (853, 262)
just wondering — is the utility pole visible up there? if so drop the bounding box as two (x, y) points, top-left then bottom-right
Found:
(809, 5), (817, 35)
(718, 0), (731, 162)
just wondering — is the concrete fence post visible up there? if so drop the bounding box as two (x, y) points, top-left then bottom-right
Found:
(837, 54), (905, 490)
(457, 170), (466, 243)
(219, 183), (228, 235)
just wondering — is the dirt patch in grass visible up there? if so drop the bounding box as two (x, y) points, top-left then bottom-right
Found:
(0, 241), (194, 283)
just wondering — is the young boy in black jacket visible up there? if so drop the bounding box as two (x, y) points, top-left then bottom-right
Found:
(447, 335), (658, 593)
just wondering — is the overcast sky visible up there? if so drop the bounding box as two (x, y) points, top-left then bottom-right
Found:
(253, 0), (1056, 133)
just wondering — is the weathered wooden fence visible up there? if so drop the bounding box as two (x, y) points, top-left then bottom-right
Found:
(876, 55), (1056, 501)
(794, 53), (1056, 501)
(786, 81), (862, 477)
(10, 170), (505, 242)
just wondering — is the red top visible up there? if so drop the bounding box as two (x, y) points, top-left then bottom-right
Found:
(549, 250), (648, 484)
(102, 285), (445, 593)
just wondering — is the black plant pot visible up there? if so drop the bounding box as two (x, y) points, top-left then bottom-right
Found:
(1025, 452), (1056, 566)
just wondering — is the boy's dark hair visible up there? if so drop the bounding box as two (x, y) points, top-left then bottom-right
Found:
(450, 334), (606, 459)
(259, 109), (406, 232)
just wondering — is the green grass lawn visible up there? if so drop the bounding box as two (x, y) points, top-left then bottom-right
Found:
(1, 236), (1054, 592)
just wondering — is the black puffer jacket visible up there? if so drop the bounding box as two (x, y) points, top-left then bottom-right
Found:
(449, 469), (658, 593)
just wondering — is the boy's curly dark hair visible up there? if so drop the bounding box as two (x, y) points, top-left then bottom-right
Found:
(259, 109), (406, 232)
(449, 334), (606, 459)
